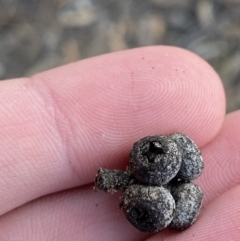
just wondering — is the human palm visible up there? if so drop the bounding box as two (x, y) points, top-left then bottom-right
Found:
(0, 46), (239, 241)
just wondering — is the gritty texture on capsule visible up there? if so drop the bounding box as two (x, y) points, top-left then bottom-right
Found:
(123, 185), (175, 233)
(94, 168), (136, 193)
(93, 133), (204, 233)
(169, 133), (204, 180)
(168, 181), (203, 231)
(128, 135), (182, 185)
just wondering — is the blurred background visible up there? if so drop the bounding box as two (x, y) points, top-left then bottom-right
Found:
(0, 0), (239, 112)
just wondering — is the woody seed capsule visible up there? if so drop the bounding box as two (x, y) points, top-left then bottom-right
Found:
(168, 133), (204, 180)
(128, 135), (182, 185)
(123, 185), (175, 232)
(93, 133), (204, 233)
(168, 181), (203, 231)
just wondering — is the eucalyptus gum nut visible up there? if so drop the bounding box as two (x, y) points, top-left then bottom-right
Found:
(128, 135), (182, 185)
(93, 133), (204, 233)
(168, 133), (204, 180)
(168, 181), (203, 231)
(123, 185), (175, 233)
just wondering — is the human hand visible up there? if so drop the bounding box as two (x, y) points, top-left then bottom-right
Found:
(0, 46), (239, 241)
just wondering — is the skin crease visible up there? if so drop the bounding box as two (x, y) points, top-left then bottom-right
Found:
(0, 46), (239, 240)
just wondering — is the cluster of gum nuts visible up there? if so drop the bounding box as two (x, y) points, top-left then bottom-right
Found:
(94, 133), (204, 233)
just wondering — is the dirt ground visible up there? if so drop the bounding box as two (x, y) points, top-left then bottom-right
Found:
(0, 0), (239, 112)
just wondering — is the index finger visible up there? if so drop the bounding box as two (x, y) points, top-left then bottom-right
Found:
(0, 46), (225, 214)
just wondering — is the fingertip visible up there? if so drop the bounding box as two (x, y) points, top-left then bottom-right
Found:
(32, 46), (226, 182)
(197, 110), (240, 205)
(35, 46), (226, 146)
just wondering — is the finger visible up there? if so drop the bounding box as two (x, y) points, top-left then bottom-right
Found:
(0, 46), (225, 214)
(148, 184), (240, 241)
(8, 110), (236, 241)
(34, 110), (240, 241)
(1, 182), (239, 241)
(195, 110), (240, 205)
(1, 113), (238, 241)
(0, 185), (150, 241)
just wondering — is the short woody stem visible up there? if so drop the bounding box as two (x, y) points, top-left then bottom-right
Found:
(94, 168), (136, 193)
